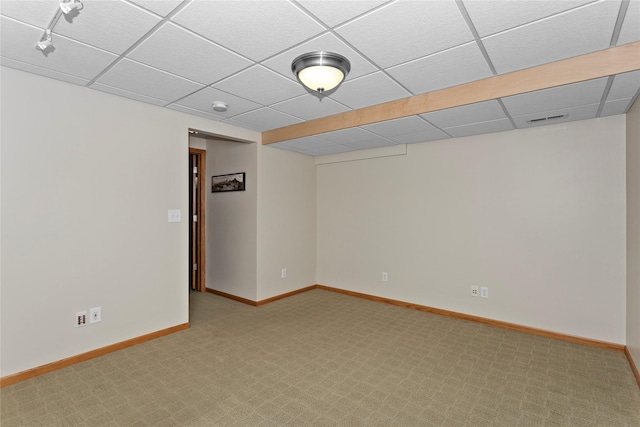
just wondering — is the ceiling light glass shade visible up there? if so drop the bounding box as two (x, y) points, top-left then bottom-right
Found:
(292, 51), (350, 93)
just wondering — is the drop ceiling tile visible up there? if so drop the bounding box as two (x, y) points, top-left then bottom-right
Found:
(336, 0), (473, 68)
(166, 104), (226, 121)
(501, 78), (607, 117)
(328, 72), (410, 109)
(314, 127), (383, 144)
(482, 0), (621, 75)
(172, 0), (325, 62)
(607, 70), (640, 101)
(0, 17), (117, 81)
(600, 98), (633, 117)
(342, 137), (397, 150)
(392, 129), (450, 144)
(54, 1), (162, 55)
(262, 32), (377, 82)
(310, 144), (357, 156)
(511, 103), (599, 128)
(228, 108), (303, 132)
(297, 0), (388, 27)
(387, 42), (493, 95)
(280, 136), (337, 150)
(94, 59), (204, 103)
(90, 82), (167, 106)
(421, 100), (506, 128)
(268, 142), (314, 155)
(173, 87), (261, 118)
(361, 116), (436, 137)
(1, 56), (89, 86)
(617, 0), (640, 45)
(462, 0), (595, 37)
(0, 0), (59, 28)
(221, 118), (263, 132)
(271, 94), (351, 121)
(444, 118), (513, 137)
(128, 23), (253, 85)
(128, 0), (184, 17)
(213, 65), (306, 106)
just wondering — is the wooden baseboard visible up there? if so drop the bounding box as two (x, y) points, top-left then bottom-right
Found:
(205, 285), (317, 306)
(625, 347), (640, 388)
(316, 285), (625, 352)
(0, 323), (189, 388)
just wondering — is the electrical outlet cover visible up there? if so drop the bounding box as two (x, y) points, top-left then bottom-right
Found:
(89, 307), (101, 323)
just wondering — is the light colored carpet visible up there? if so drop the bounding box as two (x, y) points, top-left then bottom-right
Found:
(1, 289), (639, 426)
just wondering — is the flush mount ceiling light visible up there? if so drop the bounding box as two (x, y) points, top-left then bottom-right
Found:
(36, 29), (52, 51)
(212, 101), (228, 112)
(60, 0), (83, 14)
(291, 51), (350, 94)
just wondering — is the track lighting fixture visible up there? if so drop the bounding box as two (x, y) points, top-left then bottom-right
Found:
(60, 0), (82, 14)
(291, 51), (351, 94)
(36, 29), (52, 51)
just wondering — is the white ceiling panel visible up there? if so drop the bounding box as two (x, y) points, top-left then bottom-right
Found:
(335, 0), (473, 68)
(271, 94), (351, 121)
(483, 0), (621, 75)
(90, 82), (167, 106)
(166, 103), (226, 121)
(128, 23), (252, 86)
(297, 0), (389, 27)
(444, 118), (513, 137)
(172, 86), (261, 118)
(390, 129), (450, 144)
(172, 0), (325, 62)
(314, 127), (385, 144)
(54, 1), (162, 55)
(511, 103), (599, 128)
(342, 136), (397, 150)
(387, 42), (493, 95)
(94, 59), (203, 102)
(461, 0), (596, 37)
(310, 144), (358, 156)
(279, 135), (338, 151)
(600, 98), (633, 116)
(228, 108), (303, 132)
(213, 65), (306, 106)
(128, 0), (184, 17)
(0, 0), (59, 28)
(0, 17), (117, 81)
(362, 116), (436, 137)
(262, 32), (377, 82)
(617, 0), (640, 45)
(328, 72), (410, 109)
(421, 100), (506, 129)
(607, 70), (640, 101)
(501, 78), (607, 117)
(268, 141), (313, 155)
(0, 56), (89, 86)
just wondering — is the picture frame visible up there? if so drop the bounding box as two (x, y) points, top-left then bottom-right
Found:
(211, 172), (245, 193)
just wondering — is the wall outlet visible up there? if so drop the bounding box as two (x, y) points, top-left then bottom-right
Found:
(281, 268), (287, 279)
(471, 286), (479, 297)
(480, 287), (489, 298)
(382, 272), (388, 282)
(76, 311), (87, 327)
(89, 307), (101, 324)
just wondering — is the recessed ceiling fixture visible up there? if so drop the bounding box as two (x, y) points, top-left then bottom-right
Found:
(291, 51), (351, 94)
(212, 101), (228, 112)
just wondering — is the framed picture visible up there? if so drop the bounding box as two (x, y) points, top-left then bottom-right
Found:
(211, 172), (245, 193)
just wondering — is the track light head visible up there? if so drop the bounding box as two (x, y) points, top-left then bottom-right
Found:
(60, 0), (82, 14)
(36, 29), (52, 51)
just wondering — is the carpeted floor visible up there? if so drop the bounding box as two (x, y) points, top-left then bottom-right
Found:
(1, 289), (639, 426)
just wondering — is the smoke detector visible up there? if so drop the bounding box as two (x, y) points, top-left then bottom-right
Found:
(212, 101), (228, 112)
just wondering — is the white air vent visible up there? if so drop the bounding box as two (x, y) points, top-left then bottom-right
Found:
(526, 114), (568, 124)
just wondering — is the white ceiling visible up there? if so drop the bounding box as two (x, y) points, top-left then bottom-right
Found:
(1, 0), (639, 156)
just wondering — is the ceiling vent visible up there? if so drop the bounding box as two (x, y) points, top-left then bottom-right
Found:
(526, 114), (568, 124)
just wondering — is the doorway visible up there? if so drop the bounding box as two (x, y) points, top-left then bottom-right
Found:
(189, 148), (206, 292)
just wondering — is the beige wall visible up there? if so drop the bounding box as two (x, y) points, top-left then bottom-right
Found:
(256, 144), (316, 301)
(627, 98), (640, 363)
(0, 67), (258, 377)
(206, 139), (258, 300)
(317, 116), (627, 343)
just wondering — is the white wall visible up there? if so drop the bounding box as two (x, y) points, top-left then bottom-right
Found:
(627, 98), (640, 363)
(317, 116), (627, 344)
(205, 139), (258, 300)
(0, 67), (259, 377)
(257, 144), (316, 300)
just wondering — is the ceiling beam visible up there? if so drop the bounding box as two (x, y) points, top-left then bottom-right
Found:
(262, 41), (640, 145)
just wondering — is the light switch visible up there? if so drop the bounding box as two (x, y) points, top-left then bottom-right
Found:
(168, 209), (181, 223)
